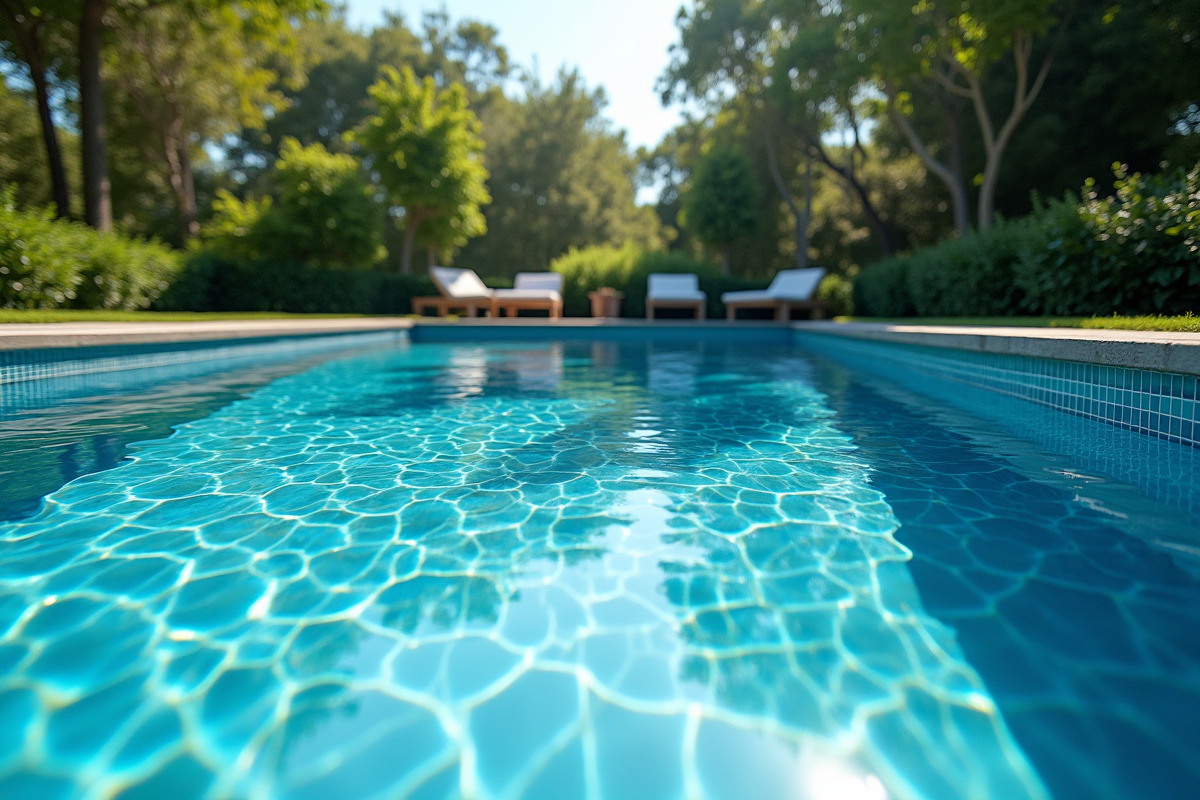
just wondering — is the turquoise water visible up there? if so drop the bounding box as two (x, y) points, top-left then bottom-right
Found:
(0, 339), (1197, 799)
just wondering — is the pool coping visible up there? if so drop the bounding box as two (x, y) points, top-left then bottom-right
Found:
(2, 317), (1199, 376)
(0, 318), (415, 351)
(793, 321), (1200, 376)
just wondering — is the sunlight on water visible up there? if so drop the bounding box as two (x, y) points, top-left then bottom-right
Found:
(0, 341), (1045, 799)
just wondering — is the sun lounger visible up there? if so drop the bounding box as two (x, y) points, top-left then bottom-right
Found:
(491, 272), (563, 318)
(646, 273), (706, 320)
(412, 266), (495, 317)
(721, 268), (828, 321)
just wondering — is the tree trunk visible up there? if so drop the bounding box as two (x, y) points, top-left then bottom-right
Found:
(719, 245), (731, 276)
(400, 213), (427, 275)
(79, 0), (112, 231)
(975, 30), (1059, 229)
(799, 156), (813, 269)
(178, 138), (198, 240)
(762, 117), (812, 267)
(163, 110), (198, 242)
(31, 74), (70, 219)
(0, 4), (72, 218)
(888, 88), (971, 237)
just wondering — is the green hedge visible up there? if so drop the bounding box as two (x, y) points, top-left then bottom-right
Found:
(1, 189), (181, 310)
(158, 253), (435, 314)
(854, 162), (1200, 317)
(853, 258), (914, 317)
(1015, 164), (1200, 315)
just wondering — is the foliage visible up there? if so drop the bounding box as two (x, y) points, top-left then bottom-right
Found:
(0, 187), (180, 309)
(816, 273), (855, 317)
(103, 0), (324, 242)
(201, 138), (384, 268)
(853, 258), (915, 318)
(549, 243), (753, 317)
(903, 217), (1034, 316)
(855, 161), (1200, 317)
(1015, 163), (1200, 315)
(456, 70), (662, 277)
(0, 76), (69, 211)
(0, 309), (362, 322)
(681, 143), (761, 272)
(157, 252), (434, 314)
(352, 65), (490, 273)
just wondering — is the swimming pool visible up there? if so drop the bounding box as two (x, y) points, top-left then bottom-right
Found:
(0, 332), (1197, 799)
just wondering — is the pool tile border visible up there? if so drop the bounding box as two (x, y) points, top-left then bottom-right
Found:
(794, 328), (1200, 448)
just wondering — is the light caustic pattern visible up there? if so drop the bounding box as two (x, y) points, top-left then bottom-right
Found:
(0, 342), (1046, 800)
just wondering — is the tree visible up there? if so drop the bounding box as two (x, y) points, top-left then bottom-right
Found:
(856, 0), (1074, 231)
(455, 70), (661, 276)
(201, 137), (384, 268)
(681, 144), (761, 274)
(662, 0), (902, 256)
(353, 66), (490, 275)
(0, 0), (74, 217)
(105, 1), (316, 241)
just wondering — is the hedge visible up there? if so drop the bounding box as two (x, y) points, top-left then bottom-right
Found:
(854, 161), (1200, 318)
(1, 188), (181, 310)
(157, 253), (436, 314)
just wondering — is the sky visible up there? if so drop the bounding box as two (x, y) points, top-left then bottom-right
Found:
(343, 0), (689, 152)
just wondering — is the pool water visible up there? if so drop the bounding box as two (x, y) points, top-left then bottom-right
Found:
(0, 339), (1197, 800)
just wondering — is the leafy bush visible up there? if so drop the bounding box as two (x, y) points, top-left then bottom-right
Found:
(853, 257), (914, 317)
(0, 188), (180, 309)
(854, 161), (1200, 318)
(157, 253), (434, 314)
(816, 272), (855, 317)
(904, 217), (1034, 316)
(200, 138), (385, 269)
(1015, 163), (1200, 315)
(550, 244), (736, 317)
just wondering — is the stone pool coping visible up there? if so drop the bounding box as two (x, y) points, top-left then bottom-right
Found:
(794, 321), (1200, 376)
(1, 317), (1198, 376)
(0, 317), (415, 351)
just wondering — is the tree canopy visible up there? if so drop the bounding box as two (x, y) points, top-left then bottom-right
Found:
(1, 0), (1194, 290)
(681, 143), (761, 274)
(353, 65), (490, 275)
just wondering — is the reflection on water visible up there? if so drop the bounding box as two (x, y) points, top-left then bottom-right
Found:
(0, 342), (1048, 799)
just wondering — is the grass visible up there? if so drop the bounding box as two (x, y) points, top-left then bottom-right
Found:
(836, 314), (1200, 333)
(3, 309), (1198, 332)
(0, 310), (367, 324)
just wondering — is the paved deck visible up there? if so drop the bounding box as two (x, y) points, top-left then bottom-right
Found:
(1, 317), (1198, 375)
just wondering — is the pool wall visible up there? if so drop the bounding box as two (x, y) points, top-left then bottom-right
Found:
(0, 331), (408, 413)
(794, 330), (1200, 449)
(2, 320), (1197, 450)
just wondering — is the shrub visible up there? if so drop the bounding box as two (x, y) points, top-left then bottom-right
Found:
(0, 187), (180, 309)
(1015, 163), (1200, 315)
(200, 138), (386, 269)
(157, 253), (434, 314)
(853, 257), (914, 317)
(549, 244), (736, 317)
(904, 217), (1035, 316)
(854, 161), (1200, 318)
(817, 272), (855, 317)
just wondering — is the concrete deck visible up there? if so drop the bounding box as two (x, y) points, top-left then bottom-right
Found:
(1, 317), (1198, 376)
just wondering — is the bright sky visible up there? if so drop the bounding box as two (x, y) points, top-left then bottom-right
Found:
(343, 0), (688, 152)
